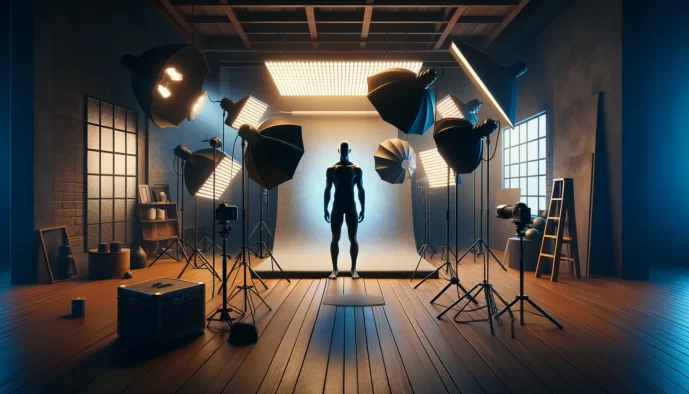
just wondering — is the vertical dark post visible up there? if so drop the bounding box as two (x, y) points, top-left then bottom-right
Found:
(212, 148), (216, 295)
(242, 138), (248, 311)
(486, 136), (490, 282)
(519, 229), (525, 326)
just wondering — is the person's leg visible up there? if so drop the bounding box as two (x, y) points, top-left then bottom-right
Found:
(330, 208), (344, 279)
(345, 209), (360, 279)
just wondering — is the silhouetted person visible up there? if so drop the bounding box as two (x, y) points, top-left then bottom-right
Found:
(324, 141), (365, 279)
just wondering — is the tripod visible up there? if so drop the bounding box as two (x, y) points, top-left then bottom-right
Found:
(429, 168), (456, 263)
(220, 138), (272, 323)
(437, 135), (511, 336)
(411, 179), (431, 281)
(247, 188), (278, 265)
(177, 197), (222, 288)
(207, 218), (242, 328)
(496, 221), (562, 334)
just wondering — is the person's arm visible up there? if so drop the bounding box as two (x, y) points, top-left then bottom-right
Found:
(324, 168), (333, 222)
(356, 167), (365, 222)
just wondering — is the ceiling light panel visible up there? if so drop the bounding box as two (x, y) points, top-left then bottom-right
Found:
(265, 61), (424, 96)
(419, 148), (455, 188)
(437, 95), (464, 119)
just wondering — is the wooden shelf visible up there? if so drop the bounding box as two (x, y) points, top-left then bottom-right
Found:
(139, 202), (176, 206)
(142, 219), (177, 223)
(138, 202), (180, 248)
(142, 236), (179, 242)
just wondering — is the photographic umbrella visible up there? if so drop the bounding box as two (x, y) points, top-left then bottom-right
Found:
(238, 117), (305, 190)
(374, 138), (416, 184)
(367, 68), (437, 135)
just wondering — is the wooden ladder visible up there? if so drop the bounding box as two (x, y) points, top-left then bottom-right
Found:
(535, 178), (581, 282)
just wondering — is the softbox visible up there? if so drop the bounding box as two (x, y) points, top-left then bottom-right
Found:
(433, 118), (484, 175)
(239, 117), (304, 190)
(367, 68), (437, 135)
(374, 138), (416, 184)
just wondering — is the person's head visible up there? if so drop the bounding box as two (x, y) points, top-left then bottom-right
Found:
(338, 140), (351, 161)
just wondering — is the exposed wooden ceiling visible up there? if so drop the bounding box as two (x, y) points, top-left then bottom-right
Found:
(153, 0), (530, 62)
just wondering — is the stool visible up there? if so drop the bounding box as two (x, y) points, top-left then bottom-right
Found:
(504, 237), (549, 273)
(88, 248), (130, 280)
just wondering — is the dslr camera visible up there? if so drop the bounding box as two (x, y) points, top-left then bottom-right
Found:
(496, 202), (531, 225)
(216, 202), (238, 223)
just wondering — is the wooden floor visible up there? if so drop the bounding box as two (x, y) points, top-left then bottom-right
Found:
(2, 254), (689, 394)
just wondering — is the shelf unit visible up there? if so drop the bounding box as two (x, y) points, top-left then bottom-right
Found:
(138, 202), (180, 247)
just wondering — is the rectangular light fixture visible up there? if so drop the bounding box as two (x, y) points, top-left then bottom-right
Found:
(419, 148), (455, 188)
(196, 154), (241, 200)
(437, 95), (464, 119)
(231, 96), (269, 129)
(265, 61), (424, 96)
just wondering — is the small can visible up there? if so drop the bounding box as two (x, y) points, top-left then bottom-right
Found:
(72, 297), (85, 318)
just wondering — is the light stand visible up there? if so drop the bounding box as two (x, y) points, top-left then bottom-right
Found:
(411, 179), (431, 281)
(177, 197), (223, 286)
(248, 188), (273, 259)
(222, 138), (272, 323)
(430, 167), (457, 262)
(206, 216), (241, 328)
(437, 135), (512, 336)
(496, 220), (562, 335)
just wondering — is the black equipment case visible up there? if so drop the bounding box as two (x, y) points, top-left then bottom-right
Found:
(117, 277), (205, 344)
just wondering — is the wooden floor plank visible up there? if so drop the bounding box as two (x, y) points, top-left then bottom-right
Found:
(355, 307), (374, 394)
(324, 307), (346, 394)
(344, 307), (358, 394)
(363, 307), (391, 394)
(292, 302), (337, 393)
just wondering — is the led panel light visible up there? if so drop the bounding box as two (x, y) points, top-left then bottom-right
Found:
(231, 96), (269, 129)
(419, 148), (456, 188)
(196, 154), (241, 200)
(265, 61), (424, 96)
(437, 96), (464, 119)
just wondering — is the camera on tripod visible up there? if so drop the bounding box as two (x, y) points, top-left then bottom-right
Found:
(496, 202), (532, 226)
(216, 202), (238, 224)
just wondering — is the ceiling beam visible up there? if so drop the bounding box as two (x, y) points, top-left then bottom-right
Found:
(434, 6), (466, 49)
(305, 6), (319, 48)
(156, 0), (193, 38)
(360, 2), (373, 48)
(219, 3), (251, 48)
(484, 0), (529, 48)
(187, 12), (502, 25)
(170, 0), (517, 7)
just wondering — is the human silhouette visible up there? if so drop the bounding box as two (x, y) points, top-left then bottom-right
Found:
(324, 141), (365, 279)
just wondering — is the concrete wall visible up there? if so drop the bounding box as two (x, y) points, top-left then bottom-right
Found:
(22, 0), (200, 280)
(491, 0), (624, 277)
(2, 2), (12, 268)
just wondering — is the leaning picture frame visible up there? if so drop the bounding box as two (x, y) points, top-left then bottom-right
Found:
(138, 184), (151, 203)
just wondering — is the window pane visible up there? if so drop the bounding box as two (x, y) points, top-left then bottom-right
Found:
(527, 141), (538, 161)
(520, 178), (527, 195)
(101, 199), (113, 223)
(87, 175), (99, 198)
(88, 124), (99, 150)
(127, 110), (137, 132)
(115, 131), (126, 153)
(504, 130), (510, 148)
(519, 124), (526, 144)
(115, 106), (126, 130)
(101, 128), (113, 152)
(102, 222), (113, 243)
(88, 200), (99, 224)
(511, 147), (518, 162)
(539, 159), (545, 175)
(127, 156), (136, 176)
(126, 133), (136, 155)
(101, 152), (113, 174)
(539, 115), (546, 138)
(115, 199), (126, 222)
(528, 176), (538, 196)
(539, 197), (546, 212)
(87, 98), (100, 124)
(519, 144), (526, 163)
(539, 138), (546, 159)
(511, 164), (519, 177)
(528, 161), (538, 176)
(539, 176), (546, 196)
(115, 223), (126, 244)
(527, 118), (538, 141)
(504, 179), (510, 189)
(504, 149), (510, 165)
(127, 177), (136, 198)
(114, 176), (126, 198)
(510, 179), (519, 189)
(504, 166), (510, 178)
(100, 102), (113, 127)
(101, 176), (113, 198)
(511, 128), (519, 146)
(528, 197), (538, 211)
(114, 154), (126, 175)
(520, 163), (526, 178)
(88, 151), (99, 174)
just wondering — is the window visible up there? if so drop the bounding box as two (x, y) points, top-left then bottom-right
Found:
(86, 97), (138, 251)
(502, 112), (547, 213)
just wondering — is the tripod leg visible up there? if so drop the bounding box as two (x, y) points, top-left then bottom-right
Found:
(527, 299), (563, 329)
(414, 262), (450, 289)
(410, 244), (428, 282)
(437, 283), (480, 318)
(456, 240), (481, 265)
(485, 245), (508, 272)
(430, 281), (454, 304)
(263, 242), (291, 283)
(248, 265), (269, 289)
(485, 287), (495, 335)
(458, 282), (478, 305)
(177, 250), (196, 279)
(496, 297), (518, 318)
(149, 239), (179, 267)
